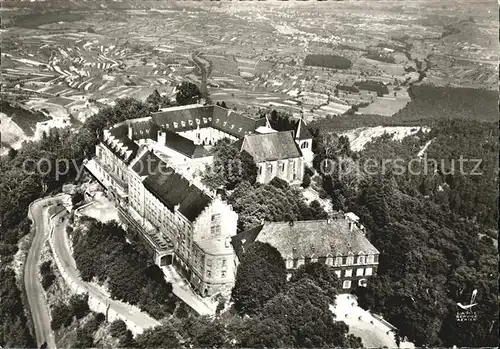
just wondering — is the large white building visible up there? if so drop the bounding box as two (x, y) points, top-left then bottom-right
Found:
(84, 104), (314, 296)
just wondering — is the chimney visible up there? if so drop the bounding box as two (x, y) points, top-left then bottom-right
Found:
(349, 221), (354, 232)
(330, 243), (336, 252)
(158, 130), (166, 145)
(128, 123), (133, 140)
(174, 204), (180, 212)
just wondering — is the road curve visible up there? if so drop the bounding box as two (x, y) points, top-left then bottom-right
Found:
(50, 209), (161, 334)
(25, 197), (58, 349)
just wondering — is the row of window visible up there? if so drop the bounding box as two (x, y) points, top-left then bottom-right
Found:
(343, 279), (367, 289)
(286, 255), (375, 269)
(334, 267), (373, 278)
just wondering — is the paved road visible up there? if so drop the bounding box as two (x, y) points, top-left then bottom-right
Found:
(25, 197), (58, 349)
(162, 265), (214, 316)
(50, 209), (161, 333)
(330, 294), (414, 349)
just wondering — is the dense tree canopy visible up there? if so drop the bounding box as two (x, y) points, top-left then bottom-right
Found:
(310, 118), (498, 347)
(290, 262), (341, 304)
(84, 97), (155, 138)
(146, 89), (173, 111)
(231, 242), (287, 316)
(202, 138), (257, 190)
(175, 81), (201, 106)
(228, 180), (328, 231)
(72, 219), (177, 319)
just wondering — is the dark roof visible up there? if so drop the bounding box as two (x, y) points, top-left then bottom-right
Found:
(231, 225), (264, 259)
(131, 150), (162, 177)
(295, 119), (312, 141)
(159, 129), (211, 158)
(103, 124), (139, 164)
(152, 105), (267, 138)
(240, 131), (302, 162)
(255, 220), (379, 259)
(129, 118), (158, 141)
(143, 169), (212, 222)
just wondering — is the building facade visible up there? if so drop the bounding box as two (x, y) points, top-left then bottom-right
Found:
(85, 104), (315, 296)
(231, 214), (380, 291)
(240, 131), (305, 185)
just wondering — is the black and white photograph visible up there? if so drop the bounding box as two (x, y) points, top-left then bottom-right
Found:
(0, 0), (498, 348)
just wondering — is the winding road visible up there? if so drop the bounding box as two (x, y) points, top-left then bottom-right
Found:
(25, 197), (58, 349)
(49, 207), (161, 334)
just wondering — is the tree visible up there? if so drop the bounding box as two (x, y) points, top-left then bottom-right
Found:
(301, 172), (311, 188)
(51, 302), (72, 329)
(194, 320), (227, 348)
(261, 279), (360, 348)
(290, 262), (341, 303)
(110, 319), (127, 338)
(202, 139), (257, 190)
(231, 242), (287, 316)
(71, 191), (84, 207)
(176, 81), (201, 105)
(136, 323), (180, 348)
(69, 294), (90, 320)
(146, 89), (171, 111)
(237, 317), (288, 347)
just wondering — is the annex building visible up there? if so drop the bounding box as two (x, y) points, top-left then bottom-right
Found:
(231, 213), (380, 290)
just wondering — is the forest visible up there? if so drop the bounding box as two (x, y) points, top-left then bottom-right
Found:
(130, 243), (363, 348)
(70, 219), (179, 319)
(310, 116), (498, 346)
(0, 90), (184, 346)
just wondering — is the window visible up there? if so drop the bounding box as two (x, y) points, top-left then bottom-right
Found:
(334, 257), (343, 266)
(358, 279), (367, 287)
(356, 268), (364, 276)
(222, 259), (226, 268)
(365, 267), (373, 276)
(206, 259), (212, 268)
(367, 255), (375, 264)
(326, 257), (333, 266)
(335, 270), (341, 278)
(211, 214), (221, 223)
(221, 271), (226, 278)
(206, 270), (212, 278)
(343, 280), (351, 289)
(358, 254), (366, 264)
(279, 162), (285, 172)
(211, 214), (221, 237)
(211, 225), (221, 236)
(258, 166), (262, 175)
(297, 258), (305, 268)
(346, 256), (354, 265)
(345, 269), (353, 277)
(301, 142), (308, 149)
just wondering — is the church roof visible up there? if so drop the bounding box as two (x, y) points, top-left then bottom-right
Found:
(295, 118), (312, 141)
(240, 131), (302, 163)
